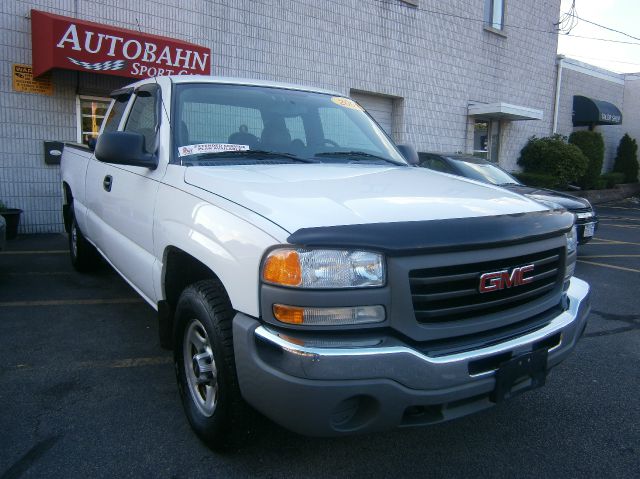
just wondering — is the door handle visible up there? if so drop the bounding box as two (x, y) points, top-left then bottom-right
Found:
(103, 175), (113, 192)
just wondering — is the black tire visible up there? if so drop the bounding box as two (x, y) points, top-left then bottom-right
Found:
(174, 280), (249, 450)
(68, 206), (100, 272)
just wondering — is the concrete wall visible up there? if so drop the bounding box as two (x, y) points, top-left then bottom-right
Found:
(623, 74), (640, 181)
(1, 0), (561, 233)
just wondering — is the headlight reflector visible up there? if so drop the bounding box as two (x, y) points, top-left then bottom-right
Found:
(263, 248), (385, 288)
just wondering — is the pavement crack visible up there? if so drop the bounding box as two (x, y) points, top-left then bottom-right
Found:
(0, 435), (61, 479)
(591, 310), (639, 324)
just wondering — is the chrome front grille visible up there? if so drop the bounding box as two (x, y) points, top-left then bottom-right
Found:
(409, 248), (564, 323)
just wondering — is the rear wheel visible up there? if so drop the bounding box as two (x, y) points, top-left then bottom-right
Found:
(68, 206), (100, 272)
(174, 280), (249, 450)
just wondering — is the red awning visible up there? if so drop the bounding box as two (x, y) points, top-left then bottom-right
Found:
(31, 9), (211, 79)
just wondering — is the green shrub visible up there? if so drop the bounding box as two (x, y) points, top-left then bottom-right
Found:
(568, 130), (605, 189)
(518, 135), (588, 188)
(594, 178), (608, 190)
(600, 172), (626, 188)
(613, 133), (639, 183)
(511, 172), (558, 189)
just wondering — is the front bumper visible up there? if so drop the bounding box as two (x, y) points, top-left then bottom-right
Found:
(233, 277), (590, 437)
(577, 217), (598, 244)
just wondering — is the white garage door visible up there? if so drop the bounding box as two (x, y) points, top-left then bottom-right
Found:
(350, 92), (394, 137)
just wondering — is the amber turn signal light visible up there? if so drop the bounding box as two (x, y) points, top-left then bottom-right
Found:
(273, 304), (305, 325)
(272, 304), (386, 326)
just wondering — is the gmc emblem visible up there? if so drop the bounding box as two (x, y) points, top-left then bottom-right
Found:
(479, 264), (535, 293)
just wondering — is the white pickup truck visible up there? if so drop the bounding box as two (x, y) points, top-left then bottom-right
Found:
(61, 75), (590, 449)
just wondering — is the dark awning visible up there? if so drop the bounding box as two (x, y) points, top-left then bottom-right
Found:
(573, 95), (622, 126)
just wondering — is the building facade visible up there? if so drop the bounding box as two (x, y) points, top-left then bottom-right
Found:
(554, 56), (639, 173)
(0, 0), (622, 234)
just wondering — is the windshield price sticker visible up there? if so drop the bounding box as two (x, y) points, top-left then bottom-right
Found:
(331, 97), (363, 110)
(178, 143), (249, 157)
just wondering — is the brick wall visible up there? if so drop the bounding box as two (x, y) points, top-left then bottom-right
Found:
(1, 0), (561, 233)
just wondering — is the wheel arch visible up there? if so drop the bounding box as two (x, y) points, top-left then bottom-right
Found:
(62, 182), (73, 233)
(158, 246), (232, 349)
(163, 246), (229, 311)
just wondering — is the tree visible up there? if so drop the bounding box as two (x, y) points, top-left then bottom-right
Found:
(568, 131), (605, 189)
(613, 133), (639, 183)
(518, 135), (589, 188)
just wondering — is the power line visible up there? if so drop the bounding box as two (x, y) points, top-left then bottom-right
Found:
(562, 34), (640, 46)
(572, 14), (640, 42)
(557, 0), (578, 34)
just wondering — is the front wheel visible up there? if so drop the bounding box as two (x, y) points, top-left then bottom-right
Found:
(174, 280), (249, 450)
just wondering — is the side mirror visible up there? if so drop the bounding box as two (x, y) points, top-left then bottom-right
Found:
(95, 131), (158, 170)
(87, 137), (97, 152)
(396, 144), (419, 166)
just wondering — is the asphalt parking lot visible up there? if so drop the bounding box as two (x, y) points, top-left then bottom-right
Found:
(1, 200), (639, 479)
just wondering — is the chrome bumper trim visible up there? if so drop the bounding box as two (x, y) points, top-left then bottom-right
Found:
(253, 277), (590, 390)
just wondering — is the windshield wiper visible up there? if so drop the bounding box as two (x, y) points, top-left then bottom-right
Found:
(187, 150), (318, 163)
(498, 182), (521, 186)
(314, 151), (402, 165)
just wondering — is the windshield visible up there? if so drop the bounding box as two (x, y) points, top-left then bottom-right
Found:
(450, 159), (520, 186)
(171, 83), (407, 166)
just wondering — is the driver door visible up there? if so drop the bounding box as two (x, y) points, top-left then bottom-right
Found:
(85, 84), (164, 303)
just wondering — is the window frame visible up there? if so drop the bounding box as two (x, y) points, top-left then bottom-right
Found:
(484, 0), (506, 32)
(75, 95), (112, 145)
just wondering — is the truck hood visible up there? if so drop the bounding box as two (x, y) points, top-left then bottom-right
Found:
(184, 164), (547, 233)
(502, 184), (591, 211)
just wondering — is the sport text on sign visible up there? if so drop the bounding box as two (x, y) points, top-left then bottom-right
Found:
(31, 9), (211, 79)
(600, 112), (621, 124)
(12, 64), (53, 95)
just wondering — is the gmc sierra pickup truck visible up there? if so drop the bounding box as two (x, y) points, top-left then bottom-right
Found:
(61, 76), (590, 449)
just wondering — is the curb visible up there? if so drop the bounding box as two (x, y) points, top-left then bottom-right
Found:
(561, 183), (640, 205)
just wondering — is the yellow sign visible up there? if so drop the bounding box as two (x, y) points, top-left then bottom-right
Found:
(331, 97), (363, 111)
(12, 64), (53, 95)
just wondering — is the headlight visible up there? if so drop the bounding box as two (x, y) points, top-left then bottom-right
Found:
(576, 211), (593, 220)
(262, 248), (385, 288)
(565, 226), (577, 255)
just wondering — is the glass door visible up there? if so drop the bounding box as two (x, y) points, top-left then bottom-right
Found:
(473, 119), (500, 162)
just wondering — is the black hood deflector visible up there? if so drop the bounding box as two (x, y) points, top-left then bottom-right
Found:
(287, 210), (574, 256)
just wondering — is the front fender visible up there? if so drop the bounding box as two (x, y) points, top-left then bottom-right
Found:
(153, 184), (284, 316)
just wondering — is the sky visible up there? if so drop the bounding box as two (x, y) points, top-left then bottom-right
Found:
(557, 0), (640, 74)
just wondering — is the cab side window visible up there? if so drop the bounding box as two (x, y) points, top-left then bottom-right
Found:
(102, 96), (130, 134)
(125, 91), (158, 154)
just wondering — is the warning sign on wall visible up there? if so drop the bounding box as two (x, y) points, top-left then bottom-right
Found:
(13, 64), (53, 95)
